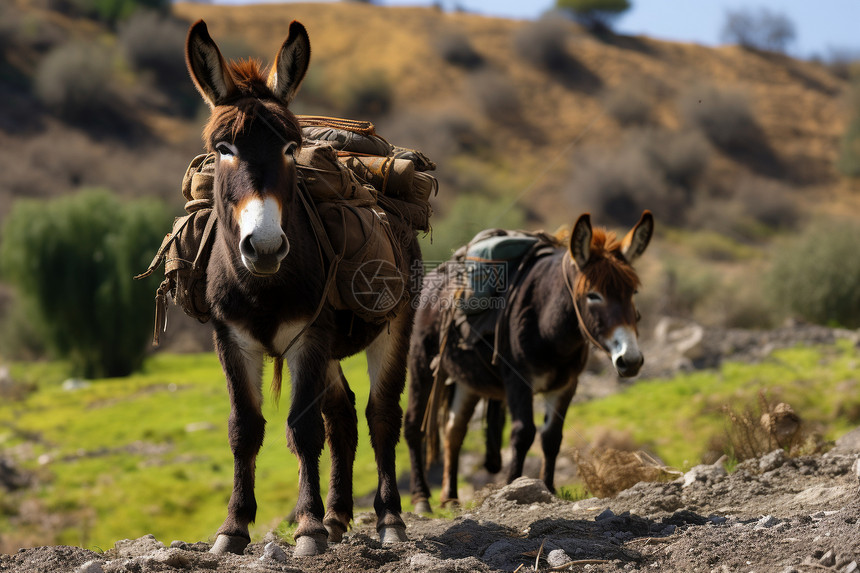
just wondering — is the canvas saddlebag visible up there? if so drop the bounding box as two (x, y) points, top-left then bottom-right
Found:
(138, 116), (436, 340)
(135, 154), (217, 344)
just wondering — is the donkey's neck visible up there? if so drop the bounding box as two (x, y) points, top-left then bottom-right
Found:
(529, 251), (585, 353)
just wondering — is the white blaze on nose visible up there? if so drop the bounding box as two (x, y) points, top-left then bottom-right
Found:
(607, 326), (641, 367)
(238, 196), (284, 255)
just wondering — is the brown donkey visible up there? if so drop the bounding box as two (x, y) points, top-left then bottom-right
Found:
(184, 21), (420, 555)
(404, 212), (653, 512)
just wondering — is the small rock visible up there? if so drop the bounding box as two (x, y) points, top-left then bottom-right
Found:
(820, 549), (836, 567)
(754, 515), (779, 529)
(62, 378), (90, 391)
(833, 427), (860, 453)
(595, 508), (615, 521)
(169, 540), (188, 550)
(758, 449), (787, 473)
(76, 561), (104, 573)
(844, 560), (858, 573)
(546, 549), (571, 568)
(410, 553), (441, 568)
(661, 525), (676, 536)
(708, 515), (727, 526)
(261, 542), (287, 563)
(155, 548), (195, 569)
(490, 477), (554, 505)
(185, 421), (216, 433)
(682, 462), (727, 487)
(113, 535), (165, 558)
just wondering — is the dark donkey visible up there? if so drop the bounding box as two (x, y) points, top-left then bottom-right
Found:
(184, 21), (419, 555)
(404, 212), (653, 511)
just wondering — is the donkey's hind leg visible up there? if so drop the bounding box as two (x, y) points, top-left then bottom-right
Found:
(365, 311), (412, 543)
(321, 361), (358, 543)
(440, 383), (480, 506)
(403, 319), (440, 515)
(210, 324), (266, 555)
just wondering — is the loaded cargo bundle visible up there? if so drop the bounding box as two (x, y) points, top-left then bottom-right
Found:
(136, 116), (437, 343)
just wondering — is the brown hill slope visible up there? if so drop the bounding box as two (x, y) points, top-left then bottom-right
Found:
(172, 2), (850, 221)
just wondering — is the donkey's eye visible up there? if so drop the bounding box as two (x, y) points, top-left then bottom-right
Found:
(586, 292), (604, 304)
(215, 142), (237, 159)
(284, 141), (298, 156)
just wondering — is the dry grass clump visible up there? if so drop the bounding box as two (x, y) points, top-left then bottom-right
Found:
(574, 448), (681, 499)
(722, 391), (825, 462)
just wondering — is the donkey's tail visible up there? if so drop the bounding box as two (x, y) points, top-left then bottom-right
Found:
(272, 356), (284, 405)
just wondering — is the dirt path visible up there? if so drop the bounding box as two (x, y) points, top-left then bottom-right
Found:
(3, 437), (858, 573)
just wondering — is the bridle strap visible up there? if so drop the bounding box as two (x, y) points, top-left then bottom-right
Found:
(562, 255), (609, 354)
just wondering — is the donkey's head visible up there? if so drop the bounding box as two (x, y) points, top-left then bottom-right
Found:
(567, 211), (653, 377)
(186, 20), (310, 276)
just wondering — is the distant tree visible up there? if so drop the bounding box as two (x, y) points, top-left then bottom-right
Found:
(0, 190), (169, 378)
(721, 8), (796, 53)
(555, 0), (631, 34)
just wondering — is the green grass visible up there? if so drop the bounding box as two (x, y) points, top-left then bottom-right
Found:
(2, 340), (859, 551)
(563, 340), (860, 469)
(0, 352), (418, 550)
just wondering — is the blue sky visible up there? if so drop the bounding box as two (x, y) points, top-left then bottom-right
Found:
(212, 0), (860, 60)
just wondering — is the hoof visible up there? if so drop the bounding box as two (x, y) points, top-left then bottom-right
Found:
(325, 522), (346, 543)
(379, 524), (407, 544)
(413, 500), (432, 515)
(210, 534), (249, 555)
(294, 533), (327, 557)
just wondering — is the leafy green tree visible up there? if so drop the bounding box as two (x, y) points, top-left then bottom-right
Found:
(0, 190), (169, 378)
(555, 0), (631, 33)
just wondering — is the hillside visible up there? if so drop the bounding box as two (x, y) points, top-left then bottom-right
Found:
(2, 0), (859, 341)
(2, 0), (854, 223)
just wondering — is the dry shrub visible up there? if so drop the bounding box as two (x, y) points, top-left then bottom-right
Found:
(339, 70), (393, 118)
(468, 70), (519, 119)
(734, 176), (800, 232)
(679, 84), (756, 149)
(513, 17), (571, 72)
(636, 129), (711, 191)
(378, 107), (482, 161)
(574, 448), (681, 498)
(434, 31), (483, 70)
(119, 11), (188, 85)
(722, 392), (823, 462)
(603, 87), (653, 126)
(766, 219), (860, 328)
(569, 145), (682, 226)
(35, 41), (116, 118)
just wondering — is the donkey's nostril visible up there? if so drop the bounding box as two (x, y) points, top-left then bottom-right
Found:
(276, 234), (289, 259)
(240, 234), (257, 260)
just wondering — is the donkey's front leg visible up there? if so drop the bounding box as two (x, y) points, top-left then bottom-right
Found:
(539, 378), (578, 493)
(503, 368), (537, 483)
(211, 324), (267, 555)
(285, 338), (329, 556)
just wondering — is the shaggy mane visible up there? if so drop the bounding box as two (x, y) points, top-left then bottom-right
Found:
(574, 228), (640, 298)
(201, 58), (301, 151)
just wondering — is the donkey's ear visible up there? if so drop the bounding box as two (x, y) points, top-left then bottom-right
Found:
(569, 213), (592, 270)
(268, 21), (311, 104)
(621, 210), (654, 263)
(186, 20), (236, 108)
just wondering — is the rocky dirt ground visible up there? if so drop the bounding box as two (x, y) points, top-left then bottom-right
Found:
(3, 433), (859, 573)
